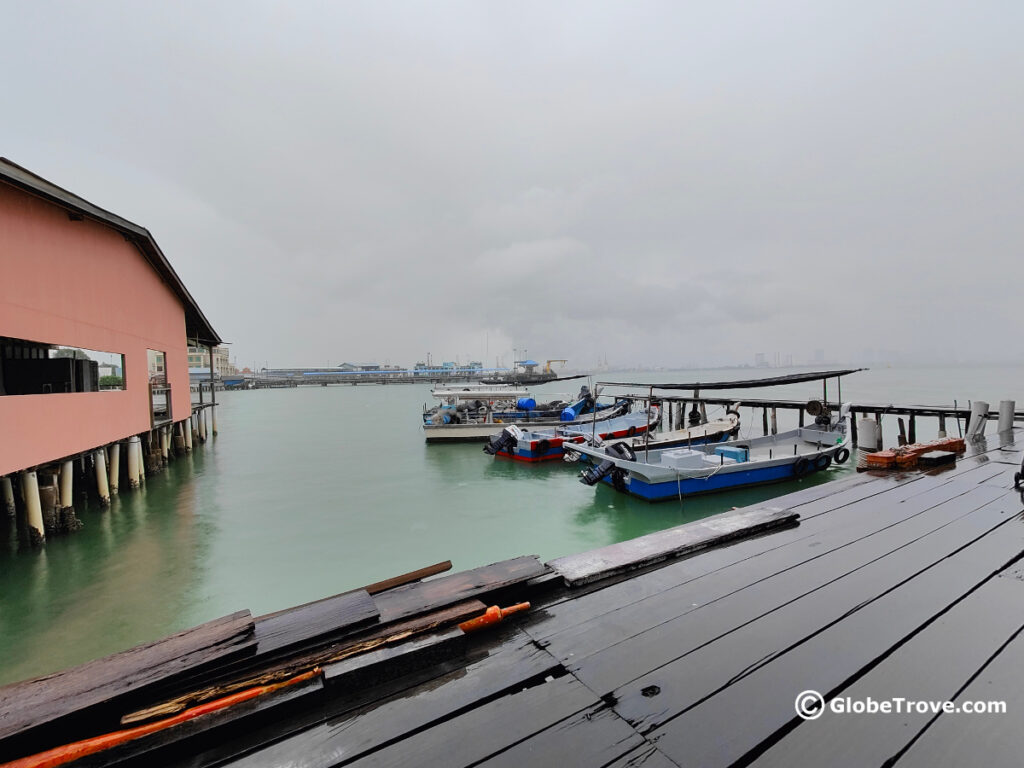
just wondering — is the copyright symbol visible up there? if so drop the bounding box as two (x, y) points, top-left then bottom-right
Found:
(795, 690), (825, 720)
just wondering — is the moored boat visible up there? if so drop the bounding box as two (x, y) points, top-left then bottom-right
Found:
(573, 405), (853, 501)
(423, 385), (631, 443)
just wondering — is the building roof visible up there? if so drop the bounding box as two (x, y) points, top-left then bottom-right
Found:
(0, 158), (221, 345)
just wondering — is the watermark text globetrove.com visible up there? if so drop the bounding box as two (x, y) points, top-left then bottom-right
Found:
(794, 690), (1007, 720)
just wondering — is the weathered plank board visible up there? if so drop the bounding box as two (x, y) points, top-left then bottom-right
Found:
(254, 589), (379, 656)
(373, 555), (548, 623)
(344, 675), (598, 768)
(232, 631), (563, 768)
(474, 703), (645, 768)
(603, 744), (680, 768)
(893, 609), (1024, 766)
(750, 572), (1024, 768)
(547, 507), (799, 587)
(602, 489), (1014, 722)
(0, 610), (254, 746)
(542, 479), (1002, 669)
(527, 474), (935, 642)
(635, 498), (1024, 767)
(323, 627), (467, 688)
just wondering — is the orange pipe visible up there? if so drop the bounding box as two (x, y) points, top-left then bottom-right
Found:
(2, 668), (321, 768)
(459, 602), (531, 633)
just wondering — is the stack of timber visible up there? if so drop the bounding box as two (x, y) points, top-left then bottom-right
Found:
(3, 430), (1022, 766)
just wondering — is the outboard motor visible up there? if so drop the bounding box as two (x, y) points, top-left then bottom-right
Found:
(579, 442), (637, 486)
(483, 425), (523, 456)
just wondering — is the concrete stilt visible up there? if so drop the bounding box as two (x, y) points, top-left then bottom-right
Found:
(108, 443), (120, 495)
(127, 436), (141, 489)
(20, 470), (45, 545)
(59, 460), (74, 511)
(199, 409), (207, 442)
(184, 419), (193, 452)
(2, 476), (15, 516)
(998, 400), (1015, 433)
(160, 427), (169, 464)
(937, 415), (947, 438)
(212, 405), (218, 437)
(136, 438), (146, 485)
(94, 449), (110, 506)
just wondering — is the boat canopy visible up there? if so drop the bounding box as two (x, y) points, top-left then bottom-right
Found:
(598, 368), (865, 391)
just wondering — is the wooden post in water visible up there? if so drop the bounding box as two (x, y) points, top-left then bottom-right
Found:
(58, 460), (74, 512)
(108, 443), (120, 495)
(94, 449), (110, 506)
(799, 407), (805, 428)
(20, 470), (44, 545)
(938, 414), (947, 438)
(2, 476), (15, 516)
(770, 407), (778, 435)
(127, 436), (141, 489)
(897, 418), (907, 446)
(908, 414), (916, 444)
(762, 408), (769, 436)
(876, 412), (883, 448)
(850, 412), (859, 443)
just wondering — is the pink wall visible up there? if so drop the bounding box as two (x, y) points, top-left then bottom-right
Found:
(0, 183), (195, 476)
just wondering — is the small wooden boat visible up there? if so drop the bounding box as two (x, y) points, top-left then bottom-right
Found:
(573, 406), (852, 501)
(485, 408), (742, 462)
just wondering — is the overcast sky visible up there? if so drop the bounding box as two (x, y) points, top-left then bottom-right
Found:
(3, 2), (1021, 369)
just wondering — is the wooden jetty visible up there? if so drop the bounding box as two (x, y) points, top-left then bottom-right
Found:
(2, 431), (1024, 766)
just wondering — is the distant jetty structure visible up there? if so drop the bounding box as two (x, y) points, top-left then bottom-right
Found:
(0, 158), (221, 545)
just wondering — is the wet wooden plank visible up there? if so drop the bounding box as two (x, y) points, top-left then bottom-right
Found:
(231, 631), (563, 768)
(475, 703), (645, 768)
(603, 743), (680, 768)
(601, 488), (1015, 727)
(751, 572), (1024, 768)
(343, 675), (598, 768)
(363, 561), (452, 594)
(373, 556), (548, 623)
(636, 498), (1024, 768)
(322, 627), (467, 689)
(555, 481), (1004, 679)
(0, 610), (254, 745)
(255, 589), (379, 656)
(893, 608), (1024, 766)
(527, 475), (940, 642)
(548, 507), (800, 587)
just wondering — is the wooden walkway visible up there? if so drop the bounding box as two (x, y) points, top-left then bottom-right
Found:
(2, 431), (1023, 766)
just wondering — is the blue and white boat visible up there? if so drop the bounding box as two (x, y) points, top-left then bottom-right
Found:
(573, 405), (853, 501)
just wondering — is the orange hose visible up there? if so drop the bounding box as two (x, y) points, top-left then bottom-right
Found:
(459, 602), (531, 633)
(2, 668), (321, 768)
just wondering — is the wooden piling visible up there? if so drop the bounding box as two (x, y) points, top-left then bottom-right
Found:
(799, 408), (805, 428)
(108, 443), (120, 495)
(762, 408), (769, 436)
(850, 414), (858, 443)
(20, 470), (44, 545)
(898, 418), (907, 446)
(876, 412), (883, 447)
(127, 436), (141, 490)
(94, 449), (110, 506)
(59, 460), (74, 511)
(908, 414), (917, 444)
(2, 476), (15, 516)
(938, 414), (947, 438)
(770, 407), (778, 435)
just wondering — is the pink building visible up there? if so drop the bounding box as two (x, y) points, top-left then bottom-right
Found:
(0, 158), (220, 541)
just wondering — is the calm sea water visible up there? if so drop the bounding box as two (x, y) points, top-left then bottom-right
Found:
(1, 364), (1022, 685)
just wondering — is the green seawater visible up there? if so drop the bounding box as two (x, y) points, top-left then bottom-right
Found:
(2, 365), (1022, 685)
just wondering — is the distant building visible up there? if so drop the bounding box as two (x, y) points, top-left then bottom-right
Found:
(754, 353), (768, 368)
(187, 344), (235, 376)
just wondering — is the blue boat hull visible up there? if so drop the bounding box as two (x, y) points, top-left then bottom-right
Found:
(601, 460), (826, 501)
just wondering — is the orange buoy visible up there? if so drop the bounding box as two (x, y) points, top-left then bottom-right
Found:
(459, 603), (531, 633)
